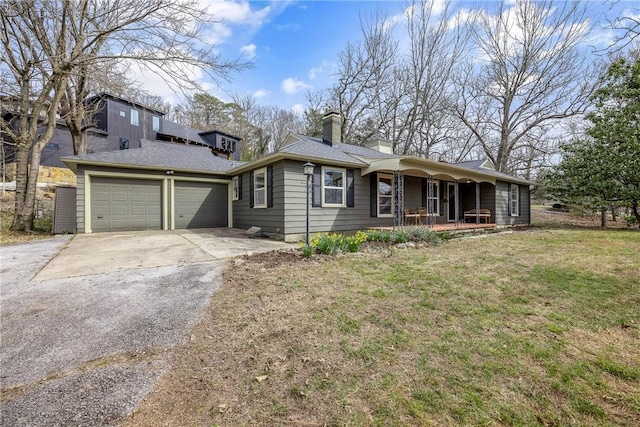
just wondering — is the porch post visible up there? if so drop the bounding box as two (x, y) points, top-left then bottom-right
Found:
(428, 175), (434, 228)
(454, 179), (459, 227)
(475, 182), (480, 224)
(393, 170), (404, 229)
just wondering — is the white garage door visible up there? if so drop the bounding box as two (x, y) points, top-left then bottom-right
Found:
(91, 177), (162, 232)
(174, 181), (228, 229)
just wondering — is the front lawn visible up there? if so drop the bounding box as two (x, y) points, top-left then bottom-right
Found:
(126, 227), (640, 426)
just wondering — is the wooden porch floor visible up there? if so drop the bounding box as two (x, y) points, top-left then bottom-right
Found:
(372, 222), (497, 233)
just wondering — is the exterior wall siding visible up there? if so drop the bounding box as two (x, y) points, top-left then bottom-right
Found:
(232, 161), (286, 234)
(282, 160), (391, 237)
(495, 181), (530, 226)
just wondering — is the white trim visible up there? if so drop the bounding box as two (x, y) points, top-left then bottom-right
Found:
(511, 184), (520, 217)
(228, 181), (233, 227)
(253, 167), (267, 208)
(170, 178), (175, 230)
(321, 166), (346, 207)
(377, 173), (393, 217)
(163, 178), (169, 230)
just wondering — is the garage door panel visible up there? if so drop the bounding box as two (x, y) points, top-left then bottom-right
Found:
(174, 181), (227, 229)
(91, 177), (162, 232)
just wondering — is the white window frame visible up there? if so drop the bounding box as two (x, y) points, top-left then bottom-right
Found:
(321, 167), (346, 207)
(253, 168), (267, 208)
(152, 116), (160, 132)
(377, 173), (393, 217)
(131, 109), (139, 126)
(232, 176), (239, 201)
(426, 181), (439, 215)
(119, 110), (126, 118)
(511, 184), (519, 216)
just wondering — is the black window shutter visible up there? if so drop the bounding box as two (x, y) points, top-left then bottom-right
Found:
(507, 183), (512, 216)
(238, 174), (243, 200)
(346, 169), (355, 208)
(312, 165), (322, 207)
(249, 171), (254, 208)
(267, 165), (273, 208)
(370, 173), (377, 217)
(421, 178), (427, 207)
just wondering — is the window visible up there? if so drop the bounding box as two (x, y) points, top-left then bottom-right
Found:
(131, 109), (139, 126)
(119, 138), (129, 150)
(119, 110), (126, 117)
(378, 173), (392, 216)
(232, 176), (239, 201)
(426, 181), (439, 215)
(152, 116), (160, 132)
(322, 167), (345, 206)
(253, 168), (266, 208)
(511, 184), (519, 216)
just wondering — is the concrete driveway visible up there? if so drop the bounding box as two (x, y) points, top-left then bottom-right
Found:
(0, 229), (293, 426)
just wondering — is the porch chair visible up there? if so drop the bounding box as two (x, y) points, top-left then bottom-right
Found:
(418, 207), (429, 225)
(403, 208), (421, 225)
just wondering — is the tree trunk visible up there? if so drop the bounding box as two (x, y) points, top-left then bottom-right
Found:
(600, 209), (607, 228)
(610, 205), (617, 222)
(632, 203), (640, 229)
(12, 140), (32, 231)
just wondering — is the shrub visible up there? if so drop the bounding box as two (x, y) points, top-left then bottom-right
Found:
(300, 244), (313, 258)
(391, 229), (409, 244)
(404, 226), (441, 245)
(621, 213), (638, 227)
(365, 229), (392, 243)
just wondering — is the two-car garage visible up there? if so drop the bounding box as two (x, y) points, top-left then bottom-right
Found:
(88, 176), (229, 232)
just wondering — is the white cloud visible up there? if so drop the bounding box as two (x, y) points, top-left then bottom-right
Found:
(253, 88), (270, 98)
(281, 77), (311, 94)
(291, 103), (305, 115)
(240, 43), (257, 59)
(200, 0), (271, 25)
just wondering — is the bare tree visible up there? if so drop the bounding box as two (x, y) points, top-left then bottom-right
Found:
(327, 0), (469, 158)
(452, 0), (599, 173)
(0, 0), (247, 231)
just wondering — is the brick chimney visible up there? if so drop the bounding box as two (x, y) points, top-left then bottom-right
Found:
(322, 111), (341, 146)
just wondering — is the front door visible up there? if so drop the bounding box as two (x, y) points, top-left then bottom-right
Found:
(447, 182), (456, 222)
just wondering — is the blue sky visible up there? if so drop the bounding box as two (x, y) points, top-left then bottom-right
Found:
(138, 1), (638, 112)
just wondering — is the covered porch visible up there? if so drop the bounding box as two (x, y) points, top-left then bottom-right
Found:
(362, 157), (498, 229)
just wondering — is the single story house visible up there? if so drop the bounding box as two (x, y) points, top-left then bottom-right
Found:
(62, 112), (533, 241)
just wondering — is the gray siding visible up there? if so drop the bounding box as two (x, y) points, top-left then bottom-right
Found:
(282, 160), (391, 236)
(53, 186), (77, 234)
(404, 176), (423, 211)
(459, 182), (496, 223)
(495, 181), (530, 226)
(232, 161), (286, 234)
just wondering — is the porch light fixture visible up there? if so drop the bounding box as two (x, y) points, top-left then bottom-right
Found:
(165, 170), (174, 175)
(303, 162), (315, 245)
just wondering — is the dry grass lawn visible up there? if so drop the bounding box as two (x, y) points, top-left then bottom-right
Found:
(125, 210), (640, 426)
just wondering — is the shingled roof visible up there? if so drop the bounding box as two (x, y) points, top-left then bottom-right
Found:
(62, 140), (242, 173)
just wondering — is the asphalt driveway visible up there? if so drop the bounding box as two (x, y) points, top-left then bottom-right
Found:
(0, 229), (293, 426)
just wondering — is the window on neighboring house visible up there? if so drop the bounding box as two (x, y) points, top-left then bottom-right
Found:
(232, 176), (240, 201)
(119, 110), (125, 117)
(322, 167), (345, 206)
(253, 168), (266, 208)
(131, 109), (139, 126)
(426, 181), (439, 215)
(152, 116), (160, 132)
(511, 184), (519, 216)
(378, 173), (392, 216)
